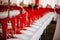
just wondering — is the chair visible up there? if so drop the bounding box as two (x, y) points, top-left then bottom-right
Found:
(0, 17), (8, 40)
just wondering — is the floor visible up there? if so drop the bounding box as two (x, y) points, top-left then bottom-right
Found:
(39, 21), (56, 40)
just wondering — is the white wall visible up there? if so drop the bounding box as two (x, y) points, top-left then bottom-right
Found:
(16, 0), (33, 6)
(16, 0), (23, 6)
(0, 0), (8, 4)
(57, 0), (60, 6)
(51, 0), (55, 8)
(0, 0), (8, 2)
(10, 0), (17, 4)
(0, 0), (33, 6)
(39, 0), (47, 7)
(24, 0), (33, 5)
(39, 0), (52, 7)
(1, 0), (60, 7)
(39, 0), (58, 8)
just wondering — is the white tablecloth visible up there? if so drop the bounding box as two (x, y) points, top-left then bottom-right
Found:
(30, 12), (55, 40)
(7, 12), (55, 40)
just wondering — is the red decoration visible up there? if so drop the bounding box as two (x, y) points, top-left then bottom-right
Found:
(0, 17), (8, 40)
(35, 0), (39, 5)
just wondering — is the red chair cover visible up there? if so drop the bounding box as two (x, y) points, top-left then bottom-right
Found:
(56, 9), (60, 14)
(0, 17), (8, 40)
(10, 16), (17, 34)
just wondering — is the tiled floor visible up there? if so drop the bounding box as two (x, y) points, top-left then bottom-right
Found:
(40, 21), (56, 40)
